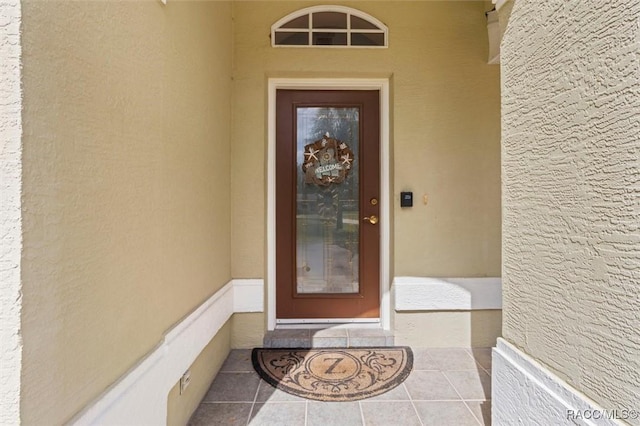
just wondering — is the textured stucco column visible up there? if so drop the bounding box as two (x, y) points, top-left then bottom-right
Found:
(497, 0), (640, 424)
(0, 1), (23, 424)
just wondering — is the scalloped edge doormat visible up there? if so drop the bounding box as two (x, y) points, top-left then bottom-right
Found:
(252, 347), (413, 402)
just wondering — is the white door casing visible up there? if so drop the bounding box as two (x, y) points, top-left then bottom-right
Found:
(267, 78), (391, 330)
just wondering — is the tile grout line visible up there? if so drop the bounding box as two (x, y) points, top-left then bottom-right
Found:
(441, 371), (484, 426)
(245, 379), (262, 425)
(479, 364), (492, 376)
(465, 347), (493, 375)
(218, 400), (309, 404)
(425, 368), (488, 372)
(412, 349), (439, 373)
(464, 348), (492, 425)
(359, 398), (488, 403)
(441, 371), (466, 403)
(304, 400), (308, 426)
(200, 401), (256, 404)
(405, 382), (426, 426)
(358, 400), (366, 426)
(462, 401), (485, 426)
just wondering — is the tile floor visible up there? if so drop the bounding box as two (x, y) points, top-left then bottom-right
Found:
(189, 347), (492, 426)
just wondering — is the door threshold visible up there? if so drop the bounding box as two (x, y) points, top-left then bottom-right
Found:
(276, 319), (381, 329)
(264, 324), (394, 348)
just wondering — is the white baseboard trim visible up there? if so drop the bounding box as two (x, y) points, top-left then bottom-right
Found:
(493, 338), (624, 426)
(393, 277), (501, 311)
(70, 279), (264, 425)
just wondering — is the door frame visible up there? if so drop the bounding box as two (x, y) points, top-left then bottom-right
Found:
(267, 78), (391, 331)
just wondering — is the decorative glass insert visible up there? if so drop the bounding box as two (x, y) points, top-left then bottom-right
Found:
(272, 6), (387, 48)
(313, 32), (347, 46)
(313, 12), (347, 29)
(296, 107), (360, 294)
(351, 33), (385, 47)
(274, 32), (308, 46)
(281, 15), (309, 29)
(350, 15), (379, 30)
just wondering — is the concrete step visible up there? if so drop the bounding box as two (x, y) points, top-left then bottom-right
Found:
(263, 327), (394, 348)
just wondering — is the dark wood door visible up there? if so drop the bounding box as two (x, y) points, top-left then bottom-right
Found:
(276, 90), (380, 319)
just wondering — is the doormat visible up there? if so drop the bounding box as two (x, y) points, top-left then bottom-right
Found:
(252, 347), (413, 402)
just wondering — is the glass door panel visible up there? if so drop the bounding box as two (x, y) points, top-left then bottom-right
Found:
(296, 107), (360, 294)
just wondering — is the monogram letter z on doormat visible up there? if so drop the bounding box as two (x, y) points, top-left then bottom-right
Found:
(252, 347), (413, 402)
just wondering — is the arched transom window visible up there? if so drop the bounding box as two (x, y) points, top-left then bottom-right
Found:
(271, 6), (388, 48)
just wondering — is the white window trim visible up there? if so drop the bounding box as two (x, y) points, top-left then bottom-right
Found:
(267, 78), (391, 331)
(271, 5), (388, 48)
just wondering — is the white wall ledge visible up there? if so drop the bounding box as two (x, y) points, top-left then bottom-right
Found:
(233, 279), (264, 313)
(393, 277), (502, 311)
(70, 279), (263, 425)
(493, 339), (622, 425)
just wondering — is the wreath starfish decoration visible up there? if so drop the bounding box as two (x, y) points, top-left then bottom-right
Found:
(301, 133), (354, 187)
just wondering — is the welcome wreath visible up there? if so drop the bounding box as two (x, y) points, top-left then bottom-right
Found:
(301, 134), (354, 186)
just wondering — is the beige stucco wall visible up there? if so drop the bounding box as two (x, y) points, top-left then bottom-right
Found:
(395, 310), (501, 348)
(20, 1), (232, 424)
(232, 312), (266, 349)
(502, 0), (640, 415)
(231, 1), (501, 280)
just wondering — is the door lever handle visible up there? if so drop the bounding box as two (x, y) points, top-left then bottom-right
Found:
(363, 215), (379, 225)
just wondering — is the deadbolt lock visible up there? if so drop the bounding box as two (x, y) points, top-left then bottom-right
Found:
(370, 198), (378, 206)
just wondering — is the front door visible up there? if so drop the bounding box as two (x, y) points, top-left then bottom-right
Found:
(276, 90), (380, 320)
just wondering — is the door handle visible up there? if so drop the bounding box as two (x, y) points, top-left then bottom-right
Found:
(363, 215), (379, 225)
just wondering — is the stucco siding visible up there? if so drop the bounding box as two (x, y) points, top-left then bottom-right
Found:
(0, 1), (23, 424)
(501, 0), (640, 416)
(20, 2), (232, 424)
